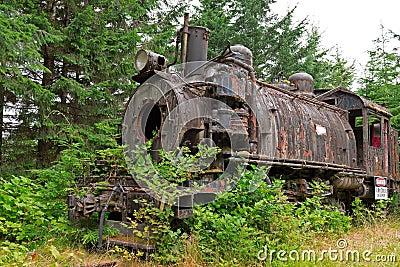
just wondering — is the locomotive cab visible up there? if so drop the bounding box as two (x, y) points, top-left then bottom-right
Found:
(317, 88), (399, 193)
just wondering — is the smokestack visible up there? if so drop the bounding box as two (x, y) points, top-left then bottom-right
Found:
(185, 26), (209, 62)
(180, 13), (209, 63)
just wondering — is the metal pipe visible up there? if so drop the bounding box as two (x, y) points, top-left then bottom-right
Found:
(181, 12), (189, 64)
(97, 185), (119, 249)
(220, 57), (256, 81)
(264, 175), (272, 186)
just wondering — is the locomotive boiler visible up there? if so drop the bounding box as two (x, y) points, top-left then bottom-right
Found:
(68, 14), (399, 249)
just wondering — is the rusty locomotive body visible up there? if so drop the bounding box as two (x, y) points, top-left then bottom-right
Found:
(68, 16), (399, 249)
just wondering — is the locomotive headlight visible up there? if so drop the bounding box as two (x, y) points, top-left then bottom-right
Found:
(134, 49), (149, 72)
(134, 49), (167, 73)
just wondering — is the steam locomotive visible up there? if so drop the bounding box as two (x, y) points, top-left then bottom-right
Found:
(68, 14), (399, 249)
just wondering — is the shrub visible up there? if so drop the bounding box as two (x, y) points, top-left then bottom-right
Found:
(352, 197), (389, 226)
(0, 176), (55, 243)
(183, 170), (353, 265)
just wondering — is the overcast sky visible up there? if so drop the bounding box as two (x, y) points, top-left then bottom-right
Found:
(271, 0), (400, 71)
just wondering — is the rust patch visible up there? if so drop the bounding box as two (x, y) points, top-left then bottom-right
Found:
(303, 150), (312, 158)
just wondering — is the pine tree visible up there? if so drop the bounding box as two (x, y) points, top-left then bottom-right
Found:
(1, 0), (183, 170)
(360, 25), (400, 130)
(0, 2), (55, 168)
(191, 1), (355, 88)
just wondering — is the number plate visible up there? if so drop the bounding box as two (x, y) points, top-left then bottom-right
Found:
(375, 186), (388, 200)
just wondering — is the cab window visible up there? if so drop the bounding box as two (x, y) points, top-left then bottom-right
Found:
(369, 113), (381, 148)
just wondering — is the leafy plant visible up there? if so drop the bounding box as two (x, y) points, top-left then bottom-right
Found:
(182, 171), (353, 265)
(0, 241), (30, 266)
(128, 142), (221, 207)
(352, 197), (389, 226)
(0, 176), (55, 243)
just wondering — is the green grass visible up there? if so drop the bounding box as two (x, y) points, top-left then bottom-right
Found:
(5, 217), (399, 267)
(272, 217), (400, 267)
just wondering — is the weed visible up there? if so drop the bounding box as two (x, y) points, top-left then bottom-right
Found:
(352, 197), (389, 226)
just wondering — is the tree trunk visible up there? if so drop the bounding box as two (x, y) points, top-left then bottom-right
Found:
(36, 44), (55, 168)
(0, 82), (4, 165)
